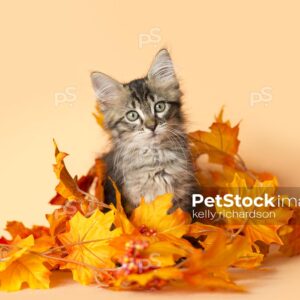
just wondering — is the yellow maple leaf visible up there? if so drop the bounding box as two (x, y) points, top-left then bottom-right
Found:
(130, 194), (191, 238)
(0, 235), (50, 291)
(0, 235), (33, 272)
(114, 267), (183, 289)
(110, 182), (197, 257)
(58, 209), (121, 285)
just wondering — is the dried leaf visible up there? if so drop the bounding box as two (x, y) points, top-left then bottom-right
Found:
(0, 236), (50, 291)
(58, 210), (121, 285)
(215, 174), (293, 245)
(130, 194), (191, 238)
(182, 230), (244, 291)
(280, 208), (300, 256)
(53, 140), (84, 201)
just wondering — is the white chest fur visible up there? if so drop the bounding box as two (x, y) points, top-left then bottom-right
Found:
(121, 146), (187, 206)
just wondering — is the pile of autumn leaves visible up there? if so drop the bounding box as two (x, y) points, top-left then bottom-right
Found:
(1, 109), (300, 292)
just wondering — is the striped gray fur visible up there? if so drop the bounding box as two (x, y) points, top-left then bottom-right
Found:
(91, 49), (199, 214)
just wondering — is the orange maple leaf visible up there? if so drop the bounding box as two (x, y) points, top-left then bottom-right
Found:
(280, 208), (300, 256)
(216, 174), (293, 245)
(189, 108), (240, 167)
(182, 230), (245, 291)
(53, 140), (84, 201)
(5, 221), (50, 240)
(93, 104), (105, 129)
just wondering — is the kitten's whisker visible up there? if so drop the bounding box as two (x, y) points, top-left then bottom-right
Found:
(165, 129), (200, 184)
(168, 128), (194, 157)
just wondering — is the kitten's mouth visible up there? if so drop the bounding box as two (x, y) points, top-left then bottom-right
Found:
(151, 131), (162, 139)
(137, 130), (162, 142)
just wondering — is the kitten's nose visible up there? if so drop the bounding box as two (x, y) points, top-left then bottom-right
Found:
(145, 119), (157, 132)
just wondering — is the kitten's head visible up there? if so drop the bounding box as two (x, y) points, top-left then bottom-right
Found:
(91, 49), (185, 145)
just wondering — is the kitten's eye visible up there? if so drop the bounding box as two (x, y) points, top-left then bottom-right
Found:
(126, 110), (139, 122)
(155, 101), (166, 113)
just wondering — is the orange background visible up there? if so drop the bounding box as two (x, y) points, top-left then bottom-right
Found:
(0, 0), (299, 298)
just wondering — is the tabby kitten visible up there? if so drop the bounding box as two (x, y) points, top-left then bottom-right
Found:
(91, 49), (199, 214)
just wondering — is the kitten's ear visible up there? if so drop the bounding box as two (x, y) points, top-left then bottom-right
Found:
(90, 72), (123, 106)
(147, 49), (178, 86)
